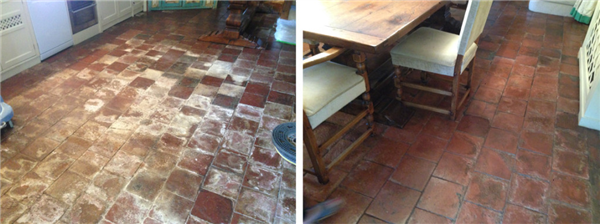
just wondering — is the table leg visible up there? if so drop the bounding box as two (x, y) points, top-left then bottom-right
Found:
(353, 51), (374, 131)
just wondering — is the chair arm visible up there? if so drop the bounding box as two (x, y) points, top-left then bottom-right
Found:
(303, 47), (346, 69)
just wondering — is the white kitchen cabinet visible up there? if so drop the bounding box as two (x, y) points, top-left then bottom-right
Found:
(118, 0), (132, 16)
(578, 2), (600, 130)
(132, 0), (144, 14)
(0, 0), (40, 81)
(97, 0), (133, 32)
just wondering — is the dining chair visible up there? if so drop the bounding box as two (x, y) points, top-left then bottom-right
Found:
(390, 0), (493, 120)
(303, 47), (374, 184)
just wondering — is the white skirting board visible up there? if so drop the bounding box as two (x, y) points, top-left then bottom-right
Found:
(578, 2), (600, 130)
(528, 0), (575, 17)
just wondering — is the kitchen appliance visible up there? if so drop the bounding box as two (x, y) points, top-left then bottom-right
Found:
(0, 96), (14, 129)
(27, 0), (74, 60)
(67, 0), (98, 34)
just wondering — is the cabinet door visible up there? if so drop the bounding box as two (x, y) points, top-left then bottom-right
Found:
(97, 0), (118, 27)
(182, 0), (203, 8)
(1, 0), (38, 71)
(132, 0), (144, 14)
(161, 0), (183, 8)
(118, 0), (132, 17)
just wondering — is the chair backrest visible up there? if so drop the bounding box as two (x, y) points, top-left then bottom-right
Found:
(458, 0), (493, 55)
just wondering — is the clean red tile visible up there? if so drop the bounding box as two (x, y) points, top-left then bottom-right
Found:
(382, 122), (423, 144)
(549, 173), (590, 208)
(407, 209), (452, 224)
(474, 87), (502, 103)
(498, 97), (527, 116)
(406, 134), (447, 162)
(391, 155), (436, 191)
(366, 182), (421, 223)
(322, 188), (372, 224)
(516, 149), (551, 180)
(341, 160), (393, 197)
(508, 175), (550, 213)
(303, 169), (348, 202)
(457, 115), (490, 137)
(503, 204), (546, 223)
(526, 100), (556, 117)
(417, 177), (463, 218)
(518, 131), (554, 155)
(491, 112), (524, 133)
(421, 115), (458, 140)
(484, 128), (518, 154)
(548, 202), (592, 224)
(554, 129), (586, 154)
(363, 138), (409, 168)
(552, 148), (589, 179)
(475, 148), (514, 180)
(465, 173), (508, 210)
(456, 202), (502, 223)
(446, 132), (484, 159)
(433, 152), (473, 186)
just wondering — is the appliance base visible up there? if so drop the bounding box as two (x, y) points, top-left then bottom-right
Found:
(40, 40), (73, 61)
(73, 24), (101, 45)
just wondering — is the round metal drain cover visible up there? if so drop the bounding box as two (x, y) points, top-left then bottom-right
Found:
(272, 122), (296, 165)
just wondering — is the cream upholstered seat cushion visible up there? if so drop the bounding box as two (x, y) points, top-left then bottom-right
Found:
(390, 27), (478, 77)
(303, 61), (366, 128)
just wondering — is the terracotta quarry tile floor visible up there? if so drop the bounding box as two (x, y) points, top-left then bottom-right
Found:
(1, 4), (295, 224)
(304, 1), (600, 224)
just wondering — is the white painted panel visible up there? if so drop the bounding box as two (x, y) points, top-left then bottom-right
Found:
(27, 0), (73, 60)
(0, 0), (38, 72)
(578, 2), (600, 130)
(118, 0), (132, 17)
(97, 0), (118, 28)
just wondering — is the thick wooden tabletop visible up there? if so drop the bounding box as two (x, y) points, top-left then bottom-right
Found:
(302, 0), (446, 53)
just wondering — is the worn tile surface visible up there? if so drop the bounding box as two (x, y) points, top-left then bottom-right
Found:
(0, 3), (295, 223)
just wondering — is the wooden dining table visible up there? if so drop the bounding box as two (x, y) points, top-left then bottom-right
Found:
(302, 0), (447, 127)
(303, 1), (446, 54)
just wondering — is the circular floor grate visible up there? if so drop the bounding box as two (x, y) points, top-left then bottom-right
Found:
(272, 122), (296, 165)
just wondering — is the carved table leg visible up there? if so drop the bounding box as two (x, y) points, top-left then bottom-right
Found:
(353, 51), (374, 132)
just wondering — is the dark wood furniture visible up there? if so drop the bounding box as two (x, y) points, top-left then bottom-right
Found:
(198, 1), (263, 48)
(198, 1), (293, 48)
(303, 1), (446, 54)
(391, 0), (492, 120)
(302, 1), (447, 127)
(303, 48), (374, 184)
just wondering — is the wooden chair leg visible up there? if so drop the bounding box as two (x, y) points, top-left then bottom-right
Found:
(420, 71), (429, 83)
(394, 65), (403, 102)
(450, 72), (460, 120)
(363, 92), (374, 133)
(309, 43), (320, 56)
(466, 60), (475, 89)
(354, 51), (375, 133)
(303, 112), (329, 184)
